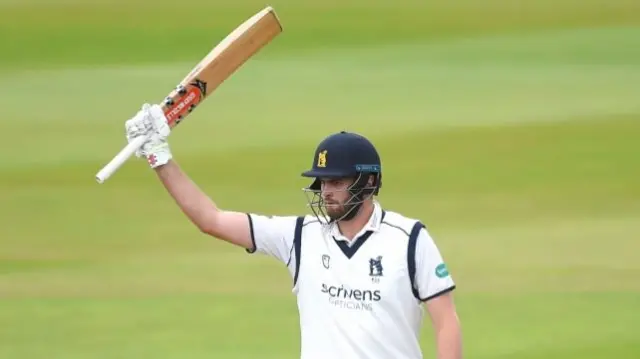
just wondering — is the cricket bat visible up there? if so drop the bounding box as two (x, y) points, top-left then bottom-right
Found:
(95, 6), (283, 184)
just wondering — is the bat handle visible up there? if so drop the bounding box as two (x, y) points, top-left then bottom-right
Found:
(95, 135), (149, 184)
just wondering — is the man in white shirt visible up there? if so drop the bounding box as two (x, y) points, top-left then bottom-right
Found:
(124, 104), (463, 359)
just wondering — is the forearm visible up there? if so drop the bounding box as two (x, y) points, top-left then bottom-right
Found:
(123, 104), (252, 249)
(154, 160), (219, 233)
(435, 316), (463, 359)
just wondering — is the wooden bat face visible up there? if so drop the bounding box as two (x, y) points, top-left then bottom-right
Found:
(94, 6), (282, 184)
(160, 6), (282, 129)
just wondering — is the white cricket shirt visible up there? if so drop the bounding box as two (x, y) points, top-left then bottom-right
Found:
(246, 201), (456, 359)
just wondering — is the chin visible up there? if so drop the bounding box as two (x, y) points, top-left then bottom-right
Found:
(323, 204), (345, 217)
(326, 211), (345, 220)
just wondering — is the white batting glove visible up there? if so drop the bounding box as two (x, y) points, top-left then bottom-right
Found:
(125, 103), (173, 168)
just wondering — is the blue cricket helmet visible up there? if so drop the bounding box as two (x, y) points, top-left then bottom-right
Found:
(301, 131), (382, 222)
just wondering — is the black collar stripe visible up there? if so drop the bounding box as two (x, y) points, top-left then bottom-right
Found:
(332, 210), (386, 259)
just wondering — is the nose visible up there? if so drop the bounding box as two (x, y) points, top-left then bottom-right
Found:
(322, 185), (335, 198)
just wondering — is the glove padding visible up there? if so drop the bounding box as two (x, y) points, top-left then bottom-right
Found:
(125, 103), (173, 168)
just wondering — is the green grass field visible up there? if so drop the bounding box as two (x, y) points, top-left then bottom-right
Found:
(1, 0), (639, 358)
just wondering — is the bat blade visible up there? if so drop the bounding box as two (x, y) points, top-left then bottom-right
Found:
(94, 6), (283, 184)
(162, 6), (283, 128)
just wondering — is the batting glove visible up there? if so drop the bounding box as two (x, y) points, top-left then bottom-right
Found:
(125, 103), (173, 169)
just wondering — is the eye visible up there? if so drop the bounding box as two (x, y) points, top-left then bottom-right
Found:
(320, 178), (351, 189)
(334, 179), (347, 186)
(321, 179), (341, 187)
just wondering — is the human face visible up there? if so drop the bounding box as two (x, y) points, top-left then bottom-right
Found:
(319, 177), (355, 221)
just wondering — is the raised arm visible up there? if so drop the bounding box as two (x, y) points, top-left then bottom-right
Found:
(154, 160), (253, 249)
(123, 103), (299, 262)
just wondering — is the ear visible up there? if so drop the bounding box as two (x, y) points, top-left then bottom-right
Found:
(367, 174), (375, 186)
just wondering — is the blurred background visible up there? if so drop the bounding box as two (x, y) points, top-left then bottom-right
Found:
(1, 0), (639, 358)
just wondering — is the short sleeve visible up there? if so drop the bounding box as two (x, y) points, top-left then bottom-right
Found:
(413, 227), (456, 301)
(246, 213), (298, 265)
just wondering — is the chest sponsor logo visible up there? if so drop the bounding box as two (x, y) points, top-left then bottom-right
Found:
(321, 283), (381, 312)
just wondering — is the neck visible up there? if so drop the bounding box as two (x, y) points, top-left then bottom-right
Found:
(337, 201), (374, 241)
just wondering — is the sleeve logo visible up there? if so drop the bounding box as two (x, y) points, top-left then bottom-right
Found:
(435, 263), (450, 278)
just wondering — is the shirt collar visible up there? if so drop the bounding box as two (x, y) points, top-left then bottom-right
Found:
(330, 200), (384, 242)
